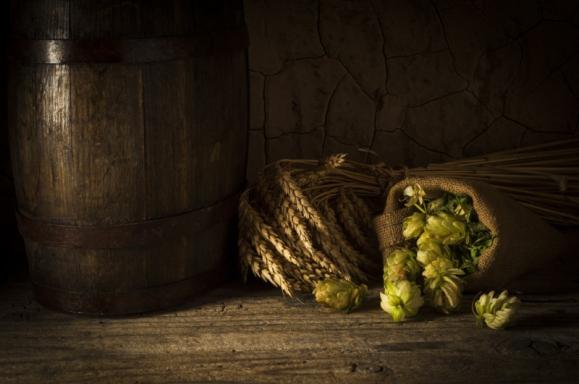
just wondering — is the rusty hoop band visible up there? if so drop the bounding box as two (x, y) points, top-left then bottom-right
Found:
(16, 192), (240, 249)
(9, 28), (248, 64)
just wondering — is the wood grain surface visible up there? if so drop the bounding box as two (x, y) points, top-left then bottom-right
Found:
(1, 278), (578, 384)
(8, 0), (248, 314)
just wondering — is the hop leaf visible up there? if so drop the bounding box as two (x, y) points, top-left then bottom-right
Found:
(403, 184), (426, 208)
(380, 280), (424, 322)
(473, 290), (520, 330)
(402, 212), (426, 240)
(416, 238), (450, 266)
(423, 258), (464, 314)
(384, 248), (421, 282)
(425, 212), (467, 245)
(313, 279), (368, 313)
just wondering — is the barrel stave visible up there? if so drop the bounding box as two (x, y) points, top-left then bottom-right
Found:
(9, 0), (247, 314)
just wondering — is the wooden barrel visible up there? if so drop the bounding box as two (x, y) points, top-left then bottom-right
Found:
(8, 0), (248, 315)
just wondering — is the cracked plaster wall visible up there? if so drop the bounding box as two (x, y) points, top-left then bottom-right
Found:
(244, 0), (579, 181)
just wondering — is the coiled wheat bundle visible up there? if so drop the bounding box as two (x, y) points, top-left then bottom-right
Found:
(238, 155), (382, 296)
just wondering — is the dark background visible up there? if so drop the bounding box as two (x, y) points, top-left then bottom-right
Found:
(245, 0), (579, 181)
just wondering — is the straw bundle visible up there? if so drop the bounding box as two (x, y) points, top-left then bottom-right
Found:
(239, 156), (381, 297)
(239, 139), (579, 296)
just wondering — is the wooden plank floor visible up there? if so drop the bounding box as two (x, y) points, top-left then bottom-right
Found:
(1, 278), (579, 384)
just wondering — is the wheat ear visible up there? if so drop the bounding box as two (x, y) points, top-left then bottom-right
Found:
(276, 169), (348, 276)
(239, 191), (297, 296)
(239, 237), (287, 289)
(253, 170), (337, 286)
(296, 154), (347, 186)
(278, 168), (373, 281)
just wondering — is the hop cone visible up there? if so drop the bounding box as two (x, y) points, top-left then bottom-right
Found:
(473, 290), (520, 330)
(416, 238), (449, 266)
(313, 279), (368, 313)
(402, 212), (426, 240)
(417, 231), (435, 247)
(427, 196), (446, 213)
(384, 248), (421, 282)
(448, 194), (473, 221)
(425, 212), (467, 245)
(380, 280), (424, 322)
(403, 184), (426, 207)
(423, 258), (464, 314)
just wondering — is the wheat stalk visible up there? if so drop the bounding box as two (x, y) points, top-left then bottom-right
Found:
(239, 237), (290, 290)
(278, 168), (327, 231)
(274, 197), (340, 281)
(336, 188), (377, 257)
(239, 191), (300, 295)
(346, 188), (375, 232)
(239, 160), (379, 293)
(319, 199), (379, 274)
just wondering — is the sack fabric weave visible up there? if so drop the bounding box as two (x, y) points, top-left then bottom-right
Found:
(374, 177), (566, 291)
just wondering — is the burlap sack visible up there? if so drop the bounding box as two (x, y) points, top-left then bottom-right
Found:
(374, 177), (567, 292)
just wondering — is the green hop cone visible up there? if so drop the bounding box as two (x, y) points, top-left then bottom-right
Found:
(427, 196), (446, 213)
(313, 279), (368, 313)
(384, 248), (421, 282)
(403, 184), (426, 208)
(380, 280), (424, 322)
(425, 212), (467, 245)
(473, 290), (520, 330)
(416, 238), (449, 266)
(448, 194), (473, 222)
(423, 258), (464, 314)
(416, 231), (435, 247)
(402, 212), (426, 240)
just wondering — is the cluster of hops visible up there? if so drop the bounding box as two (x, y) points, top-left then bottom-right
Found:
(238, 155), (381, 298)
(380, 184), (494, 320)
